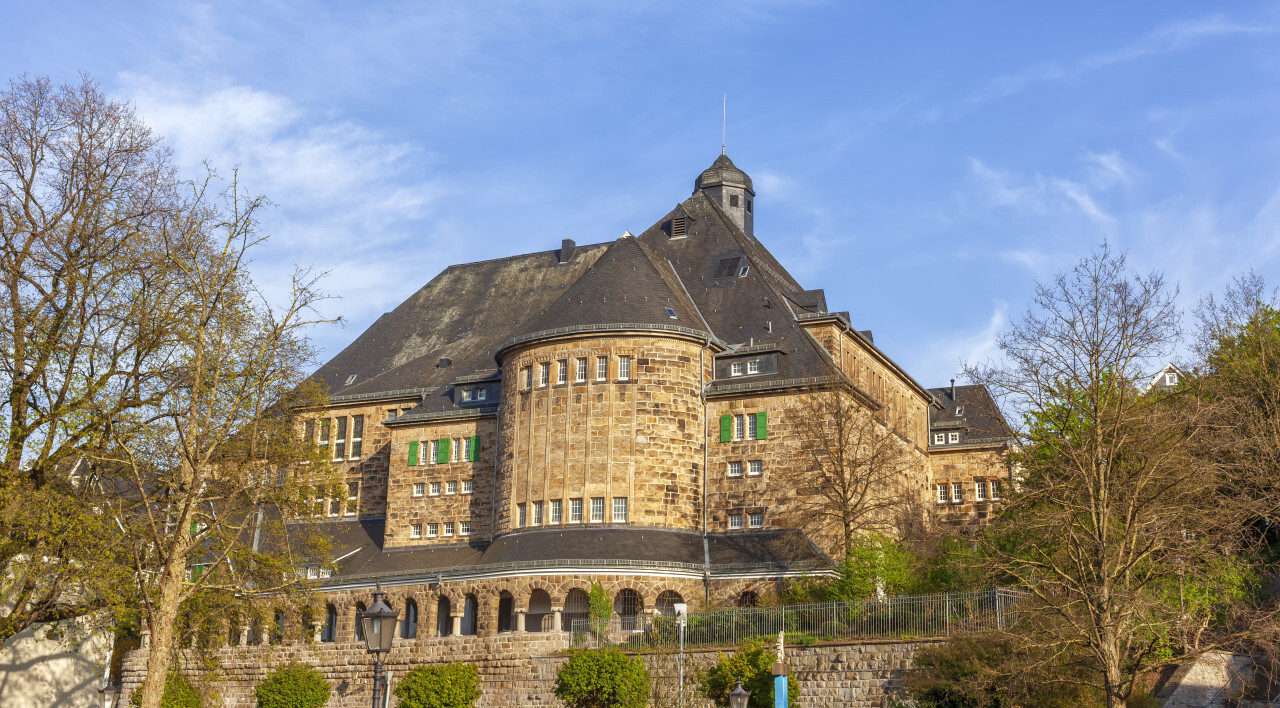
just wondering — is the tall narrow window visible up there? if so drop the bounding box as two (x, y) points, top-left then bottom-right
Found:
(618, 356), (632, 380)
(590, 497), (604, 523)
(402, 600), (418, 639)
(936, 484), (947, 504)
(596, 356), (608, 381)
(334, 417), (347, 460)
(550, 499), (562, 524)
(517, 503), (527, 528)
(570, 498), (583, 523)
(734, 415), (745, 441)
(321, 605), (337, 642)
(539, 362), (550, 387)
(612, 497), (628, 523)
(346, 482), (358, 516)
(523, 366), (533, 390)
(991, 480), (1003, 500)
(319, 419), (330, 450)
(304, 420), (316, 448)
(475, 386), (486, 400)
(329, 497), (341, 517)
(746, 413), (757, 440)
(430, 440), (439, 465)
(532, 501), (543, 525)
(451, 438), (461, 463)
(975, 481), (987, 501)
(576, 358), (587, 382)
(350, 415), (363, 458)
(557, 360), (567, 384)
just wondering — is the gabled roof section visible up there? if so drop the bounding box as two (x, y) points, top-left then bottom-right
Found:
(311, 244), (609, 397)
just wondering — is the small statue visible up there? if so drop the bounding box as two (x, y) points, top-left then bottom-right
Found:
(776, 631), (785, 663)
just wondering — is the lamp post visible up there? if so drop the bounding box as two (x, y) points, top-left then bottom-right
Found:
(674, 603), (688, 708)
(729, 680), (751, 708)
(359, 585), (399, 708)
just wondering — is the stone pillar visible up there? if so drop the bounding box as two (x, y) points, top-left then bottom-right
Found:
(311, 622), (322, 643)
(140, 630), (150, 649)
(238, 625), (249, 647)
(553, 609), (563, 632)
(515, 611), (527, 634)
(451, 615), (462, 636)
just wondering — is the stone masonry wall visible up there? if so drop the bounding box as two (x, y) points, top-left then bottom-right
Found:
(928, 446), (1009, 529)
(302, 397), (422, 520)
(120, 633), (935, 707)
(497, 335), (710, 534)
(384, 417), (497, 547)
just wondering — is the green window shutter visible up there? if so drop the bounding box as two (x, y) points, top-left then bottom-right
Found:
(469, 436), (479, 462)
(437, 438), (450, 464)
(755, 411), (768, 440)
(408, 440), (420, 467)
(719, 415), (732, 442)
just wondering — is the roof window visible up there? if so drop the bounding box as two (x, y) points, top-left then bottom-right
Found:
(715, 257), (740, 278)
(739, 265), (750, 277)
(955, 406), (964, 416)
(344, 374), (357, 385)
(665, 307), (678, 319)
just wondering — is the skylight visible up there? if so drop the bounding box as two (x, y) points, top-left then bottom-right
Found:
(665, 307), (678, 319)
(344, 374), (357, 385)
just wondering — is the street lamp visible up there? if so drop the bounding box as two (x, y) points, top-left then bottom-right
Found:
(360, 585), (399, 708)
(729, 679), (751, 708)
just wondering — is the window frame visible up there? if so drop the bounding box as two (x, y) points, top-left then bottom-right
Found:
(349, 415), (364, 458)
(429, 482), (440, 496)
(411, 524), (422, 539)
(461, 479), (473, 494)
(730, 362), (744, 377)
(948, 432), (960, 444)
(748, 460), (763, 476)
(612, 497), (628, 523)
(413, 482), (425, 497)
(934, 433), (946, 445)
(748, 512), (763, 528)
(590, 497), (604, 523)
(936, 484), (947, 504)
(333, 416), (347, 461)
(951, 482), (963, 503)
(570, 498), (583, 524)
(976, 480), (987, 501)
(557, 360), (567, 384)
(532, 501), (543, 526)
(576, 357), (587, 382)
(596, 356), (608, 381)
(427, 523), (438, 538)
(446, 480), (457, 495)
(443, 522), (454, 537)
(618, 355), (632, 380)
(517, 503), (527, 528)
(734, 414), (745, 441)
(550, 499), (562, 524)
(728, 461), (743, 478)
(345, 482), (358, 516)
(460, 521), (471, 536)
(729, 514), (743, 530)
(747, 360), (760, 375)
(539, 362), (549, 387)
(746, 413), (758, 440)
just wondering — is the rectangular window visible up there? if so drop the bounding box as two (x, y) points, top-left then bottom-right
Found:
(618, 356), (632, 380)
(476, 386), (486, 400)
(533, 501), (543, 525)
(991, 481), (1002, 500)
(517, 503), (527, 528)
(734, 414), (745, 441)
(346, 482), (358, 516)
(557, 360), (567, 384)
(413, 483), (425, 497)
(523, 366), (533, 390)
(976, 481), (987, 501)
(411, 524), (422, 539)
(729, 514), (743, 530)
(728, 461), (743, 477)
(730, 362), (744, 376)
(576, 357), (587, 382)
(304, 420), (315, 447)
(934, 433), (945, 445)
(951, 483), (963, 503)
(948, 432), (960, 444)
(430, 440), (440, 465)
(450, 438), (460, 463)
(936, 484), (947, 504)
(748, 460), (763, 476)
(446, 481), (457, 495)
(329, 497), (341, 516)
(746, 413), (757, 440)
(590, 497), (605, 523)
(570, 498), (583, 523)
(350, 415), (364, 458)
(612, 497), (628, 523)
(334, 416), (347, 460)
(539, 362), (549, 387)
(460, 521), (471, 536)
(550, 499), (562, 524)
(596, 356), (608, 381)
(461, 480), (473, 494)
(1166, 372), (1178, 385)
(443, 522), (454, 537)
(461, 387), (471, 402)
(430, 482), (440, 496)
(747, 360), (760, 374)
(319, 419), (330, 448)
(427, 523), (438, 538)
(749, 513), (763, 528)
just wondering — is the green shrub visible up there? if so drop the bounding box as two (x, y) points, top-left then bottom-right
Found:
(554, 648), (650, 708)
(587, 581), (612, 620)
(700, 639), (787, 708)
(254, 663), (330, 708)
(129, 671), (202, 708)
(394, 663), (481, 708)
(902, 634), (1104, 707)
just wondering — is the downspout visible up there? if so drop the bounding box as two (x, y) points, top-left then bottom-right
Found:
(491, 404), (501, 540)
(702, 341), (711, 605)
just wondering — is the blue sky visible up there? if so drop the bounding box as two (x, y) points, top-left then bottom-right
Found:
(5, 2), (1279, 386)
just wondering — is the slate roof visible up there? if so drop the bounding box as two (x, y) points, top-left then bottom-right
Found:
(927, 384), (1012, 447)
(316, 520), (829, 582)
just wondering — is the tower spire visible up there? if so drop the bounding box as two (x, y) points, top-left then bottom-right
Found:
(721, 93), (726, 155)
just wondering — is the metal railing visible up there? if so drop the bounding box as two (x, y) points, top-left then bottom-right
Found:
(570, 589), (1022, 651)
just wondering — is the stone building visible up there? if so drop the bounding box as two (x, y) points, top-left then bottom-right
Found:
(927, 382), (1012, 527)
(235, 153), (1013, 646)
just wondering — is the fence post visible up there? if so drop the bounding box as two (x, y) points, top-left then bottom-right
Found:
(996, 590), (1006, 631)
(945, 595), (951, 637)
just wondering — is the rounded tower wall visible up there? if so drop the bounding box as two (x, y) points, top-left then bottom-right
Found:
(496, 333), (709, 535)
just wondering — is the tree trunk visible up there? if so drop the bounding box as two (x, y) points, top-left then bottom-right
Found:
(139, 568), (184, 708)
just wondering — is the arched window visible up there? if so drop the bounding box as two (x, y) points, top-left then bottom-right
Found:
(320, 605), (337, 642)
(271, 609), (285, 644)
(402, 599), (418, 639)
(227, 610), (242, 646)
(736, 591), (758, 608)
(247, 615), (263, 646)
(656, 591), (684, 617)
(614, 589), (642, 631)
(436, 597), (451, 638)
(354, 602), (367, 641)
(563, 589), (590, 632)
(497, 592), (514, 633)
(527, 590), (552, 633)
(461, 595), (478, 636)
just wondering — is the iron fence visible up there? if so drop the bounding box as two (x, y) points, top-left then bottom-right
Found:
(569, 588), (1022, 651)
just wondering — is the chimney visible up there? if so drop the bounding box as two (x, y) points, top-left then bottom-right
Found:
(559, 238), (576, 264)
(950, 378), (956, 401)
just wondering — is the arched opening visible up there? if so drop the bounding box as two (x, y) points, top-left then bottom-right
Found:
(656, 591), (684, 617)
(527, 590), (552, 633)
(497, 592), (514, 633)
(436, 597), (451, 637)
(563, 589), (590, 632)
(270, 609), (285, 644)
(614, 589), (642, 632)
(461, 595), (478, 636)
(247, 614), (263, 646)
(402, 599), (418, 639)
(226, 610), (242, 646)
(736, 590), (758, 608)
(320, 604), (337, 642)
(354, 602), (367, 641)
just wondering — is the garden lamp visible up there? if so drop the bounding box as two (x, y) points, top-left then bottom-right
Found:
(729, 679), (751, 708)
(360, 585), (398, 708)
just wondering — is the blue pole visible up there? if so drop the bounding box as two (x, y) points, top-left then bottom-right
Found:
(772, 662), (788, 707)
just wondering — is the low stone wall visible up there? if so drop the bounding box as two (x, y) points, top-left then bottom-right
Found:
(120, 634), (935, 707)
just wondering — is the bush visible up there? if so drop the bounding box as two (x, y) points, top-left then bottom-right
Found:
(254, 663), (330, 708)
(587, 581), (612, 620)
(394, 663), (481, 708)
(700, 639), (787, 708)
(554, 648), (650, 708)
(129, 671), (202, 708)
(901, 634), (1104, 707)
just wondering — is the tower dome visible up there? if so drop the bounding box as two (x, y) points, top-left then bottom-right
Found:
(694, 153), (755, 239)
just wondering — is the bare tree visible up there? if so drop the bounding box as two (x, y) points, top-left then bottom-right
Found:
(787, 386), (921, 560)
(966, 245), (1269, 708)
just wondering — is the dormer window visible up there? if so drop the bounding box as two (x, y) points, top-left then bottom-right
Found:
(955, 406), (964, 416)
(730, 362), (744, 376)
(460, 388), (471, 402)
(672, 217), (687, 238)
(475, 386), (486, 400)
(747, 360), (760, 374)
(1165, 372), (1178, 386)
